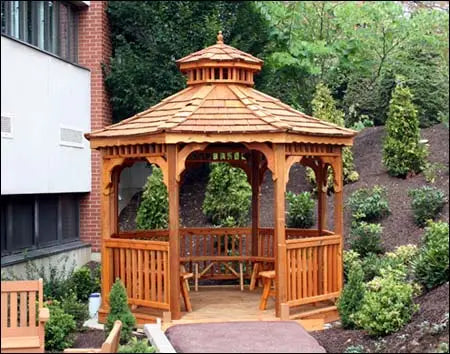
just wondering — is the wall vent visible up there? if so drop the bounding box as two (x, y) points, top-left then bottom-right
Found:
(1, 116), (13, 138)
(60, 126), (84, 148)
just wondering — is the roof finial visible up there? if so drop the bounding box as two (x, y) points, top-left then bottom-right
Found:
(217, 30), (224, 44)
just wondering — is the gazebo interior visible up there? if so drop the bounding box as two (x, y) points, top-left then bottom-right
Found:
(86, 32), (356, 325)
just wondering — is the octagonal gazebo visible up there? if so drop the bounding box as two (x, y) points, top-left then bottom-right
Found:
(86, 32), (356, 323)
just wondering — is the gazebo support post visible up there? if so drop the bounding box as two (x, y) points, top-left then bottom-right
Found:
(251, 150), (261, 257)
(273, 144), (287, 317)
(317, 161), (327, 234)
(168, 144), (181, 320)
(333, 152), (344, 293)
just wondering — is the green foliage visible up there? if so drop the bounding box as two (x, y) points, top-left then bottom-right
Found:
(286, 191), (315, 228)
(203, 163), (251, 226)
(61, 292), (89, 329)
(136, 166), (168, 230)
(350, 116), (374, 132)
(385, 244), (419, 268)
(45, 301), (77, 352)
(423, 162), (447, 184)
(106, 1), (269, 122)
(344, 345), (366, 353)
(343, 250), (361, 282)
(106, 279), (136, 344)
(69, 266), (98, 302)
(408, 186), (447, 226)
(350, 222), (383, 257)
(361, 253), (406, 283)
(414, 221), (449, 290)
(382, 84), (428, 177)
(337, 259), (365, 329)
(348, 186), (390, 222)
(118, 337), (155, 353)
(354, 269), (420, 336)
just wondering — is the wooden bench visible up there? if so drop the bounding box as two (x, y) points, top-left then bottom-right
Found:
(64, 320), (122, 353)
(1, 279), (50, 353)
(258, 270), (276, 310)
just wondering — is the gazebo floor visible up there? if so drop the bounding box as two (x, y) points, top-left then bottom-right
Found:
(124, 285), (338, 332)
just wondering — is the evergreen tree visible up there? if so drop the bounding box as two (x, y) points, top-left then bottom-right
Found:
(136, 165), (168, 230)
(308, 83), (359, 189)
(382, 83), (428, 177)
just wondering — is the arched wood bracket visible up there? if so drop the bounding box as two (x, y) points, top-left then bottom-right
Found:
(176, 143), (208, 182)
(146, 156), (169, 188)
(102, 157), (126, 196)
(243, 143), (276, 180)
(321, 156), (343, 193)
(285, 156), (303, 185)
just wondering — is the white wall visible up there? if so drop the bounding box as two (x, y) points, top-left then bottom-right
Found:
(1, 36), (91, 194)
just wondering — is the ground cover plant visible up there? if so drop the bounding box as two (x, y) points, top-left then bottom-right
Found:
(409, 186), (447, 226)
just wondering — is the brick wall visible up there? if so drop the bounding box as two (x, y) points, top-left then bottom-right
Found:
(78, 1), (112, 252)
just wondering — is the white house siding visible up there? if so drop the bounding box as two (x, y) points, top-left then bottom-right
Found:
(1, 36), (91, 194)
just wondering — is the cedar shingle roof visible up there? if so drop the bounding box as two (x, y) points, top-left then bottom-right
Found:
(87, 84), (355, 138)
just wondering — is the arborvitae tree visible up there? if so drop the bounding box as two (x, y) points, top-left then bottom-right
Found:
(382, 83), (428, 177)
(308, 83), (359, 189)
(105, 279), (136, 344)
(202, 163), (251, 226)
(136, 165), (168, 229)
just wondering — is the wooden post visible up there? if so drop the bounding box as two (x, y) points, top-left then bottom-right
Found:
(333, 152), (344, 293)
(251, 151), (261, 257)
(167, 144), (181, 320)
(273, 144), (287, 317)
(317, 162), (327, 235)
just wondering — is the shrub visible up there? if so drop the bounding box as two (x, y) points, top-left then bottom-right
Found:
(408, 186), (447, 227)
(309, 83), (359, 188)
(136, 165), (168, 230)
(61, 292), (89, 329)
(382, 84), (427, 177)
(348, 186), (390, 222)
(337, 259), (365, 329)
(414, 221), (449, 289)
(69, 266), (97, 302)
(45, 301), (77, 352)
(106, 279), (136, 344)
(118, 337), (155, 353)
(203, 163), (251, 226)
(354, 269), (420, 336)
(423, 162), (447, 184)
(350, 222), (383, 257)
(286, 191), (315, 228)
(385, 244), (418, 268)
(343, 250), (360, 282)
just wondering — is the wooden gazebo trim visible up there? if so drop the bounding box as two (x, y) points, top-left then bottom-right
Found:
(90, 32), (355, 323)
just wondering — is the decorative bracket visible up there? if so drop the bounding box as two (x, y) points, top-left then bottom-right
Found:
(146, 156), (169, 188)
(102, 157), (126, 196)
(176, 143), (208, 182)
(321, 156), (343, 193)
(243, 143), (276, 180)
(285, 156), (303, 185)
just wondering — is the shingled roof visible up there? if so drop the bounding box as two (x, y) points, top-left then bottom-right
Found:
(86, 32), (356, 143)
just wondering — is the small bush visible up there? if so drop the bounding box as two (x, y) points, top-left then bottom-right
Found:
(408, 186), (447, 226)
(136, 165), (168, 230)
(45, 301), (77, 352)
(423, 162), (447, 184)
(385, 244), (418, 268)
(69, 266), (97, 302)
(382, 84), (428, 177)
(337, 259), (365, 329)
(343, 250), (361, 282)
(286, 191), (315, 228)
(61, 292), (89, 329)
(106, 279), (136, 344)
(118, 337), (155, 353)
(350, 222), (383, 257)
(354, 269), (420, 336)
(203, 163), (251, 226)
(348, 186), (390, 222)
(344, 345), (366, 353)
(414, 221), (449, 289)
(361, 253), (407, 282)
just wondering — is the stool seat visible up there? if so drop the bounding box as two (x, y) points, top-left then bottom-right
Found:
(259, 270), (275, 279)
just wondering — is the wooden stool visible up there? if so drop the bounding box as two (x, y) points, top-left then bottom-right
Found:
(259, 270), (276, 310)
(180, 272), (193, 312)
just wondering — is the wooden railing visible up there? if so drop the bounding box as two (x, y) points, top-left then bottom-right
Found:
(285, 234), (341, 308)
(104, 238), (170, 310)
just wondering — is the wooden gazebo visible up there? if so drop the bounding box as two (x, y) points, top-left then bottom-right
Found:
(86, 32), (356, 323)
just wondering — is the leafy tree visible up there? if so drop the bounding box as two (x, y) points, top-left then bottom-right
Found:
(203, 163), (251, 226)
(106, 1), (270, 122)
(382, 83), (428, 177)
(136, 165), (168, 230)
(286, 191), (315, 228)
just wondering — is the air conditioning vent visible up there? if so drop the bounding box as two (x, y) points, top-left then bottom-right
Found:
(60, 127), (84, 148)
(1, 116), (13, 138)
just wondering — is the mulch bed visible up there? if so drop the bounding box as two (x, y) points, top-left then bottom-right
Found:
(72, 329), (105, 349)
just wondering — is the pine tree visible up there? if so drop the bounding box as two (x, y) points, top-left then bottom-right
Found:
(308, 83), (359, 189)
(105, 279), (136, 344)
(382, 83), (427, 177)
(136, 165), (168, 229)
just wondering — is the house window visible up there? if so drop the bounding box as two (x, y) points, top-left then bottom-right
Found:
(0, 193), (81, 256)
(1, 1), (78, 63)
